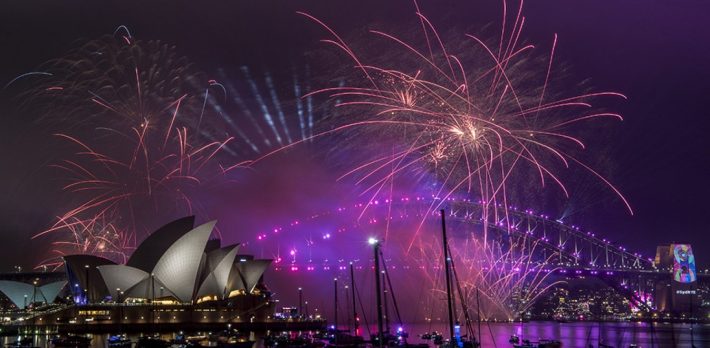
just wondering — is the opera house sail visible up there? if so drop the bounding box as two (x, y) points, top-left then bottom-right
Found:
(0, 217), (285, 331)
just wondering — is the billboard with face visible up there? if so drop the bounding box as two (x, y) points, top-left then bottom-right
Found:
(672, 244), (696, 283)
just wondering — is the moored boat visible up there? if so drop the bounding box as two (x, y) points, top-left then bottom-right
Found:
(512, 339), (562, 348)
(108, 335), (132, 348)
(135, 336), (170, 348)
(50, 335), (91, 348)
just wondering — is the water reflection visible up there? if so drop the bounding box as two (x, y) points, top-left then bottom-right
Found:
(1, 322), (709, 348)
(407, 322), (710, 347)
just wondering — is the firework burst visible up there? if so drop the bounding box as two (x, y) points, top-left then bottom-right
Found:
(44, 216), (133, 265)
(9, 28), (322, 161)
(240, 1), (635, 324)
(292, 0), (632, 252)
(17, 30), (205, 127)
(22, 27), (247, 268)
(452, 236), (564, 320)
(33, 121), (243, 268)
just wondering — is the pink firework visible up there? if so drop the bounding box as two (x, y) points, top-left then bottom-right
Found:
(289, 0), (632, 251)
(21, 27), (246, 268)
(17, 27), (221, 135)
(34, 121), (243, 268)
(451, 236), (564, 320)
(39, 216), (134, 267)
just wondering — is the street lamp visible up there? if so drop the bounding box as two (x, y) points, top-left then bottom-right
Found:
(116, 288), (121, 326)
(84, 264), (90, 304)
(32, 280), (38, 305)
(120, 291), (125, 321)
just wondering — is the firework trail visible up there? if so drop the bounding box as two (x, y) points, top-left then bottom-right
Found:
(288, 0), (632, 253)
(10, 28), (314, 159)
(244, 196), (575, 322)
(241, 0), (634, 323)
(9, 29), (320, 160)
(17, 34), (204, 129)
(32, 121), (243, 268)
(16, 28), (253, 267)
(13, 26), (325, 267)
(452, 236), (564, 320)
(46, 216), (133, 265)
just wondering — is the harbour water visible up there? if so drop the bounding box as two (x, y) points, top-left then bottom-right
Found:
(2, 322), (709, 348)
(404, 321), (710, 347)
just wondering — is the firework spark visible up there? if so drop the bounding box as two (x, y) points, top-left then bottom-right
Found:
(18, 34), (203, 128)
(10, 29), (319, 161)
(22, 28), (248, 268)
(247, 196), (575, 322)
(244, 1), (633, 323)
(33, 121), (243, 268)
(451, 236), (564, 320)
(290, 0), (631, 252)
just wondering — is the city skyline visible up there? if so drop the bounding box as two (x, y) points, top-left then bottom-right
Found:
(0, 0), (708, 272)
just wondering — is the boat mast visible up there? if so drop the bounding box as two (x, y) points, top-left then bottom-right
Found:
(371, 238), (385, 348)
(440, 209), (455, 345)
(333, 278), (339, 344)
(350, 263), (359, 334)
(381, 254), (404, 329)
(334, 277), (339, 333)
(383, 270), (390, 334)
(476, 287), (482, 345)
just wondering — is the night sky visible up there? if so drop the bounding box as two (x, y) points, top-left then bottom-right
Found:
(0, 0), (709, 271)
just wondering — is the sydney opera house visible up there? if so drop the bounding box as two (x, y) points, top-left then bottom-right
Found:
(0, 217), (307, 332)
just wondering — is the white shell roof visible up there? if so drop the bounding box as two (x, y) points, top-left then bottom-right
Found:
(233, 259), (272, 293)
(0, 280), (67, 309)
(196, 244), (239, 298)
(97, 265), (149, 299)
(152, 220), (216, 302)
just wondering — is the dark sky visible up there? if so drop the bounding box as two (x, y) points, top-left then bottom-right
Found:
(0, 0), (709, 270)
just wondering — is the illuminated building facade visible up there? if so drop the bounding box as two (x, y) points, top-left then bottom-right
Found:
(654, 244), (699, 314)
(0, 217), (298, 331)
(62, 217), (274, 306)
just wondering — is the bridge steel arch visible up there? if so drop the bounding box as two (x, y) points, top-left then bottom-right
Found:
(443, 199), (665, 313)
(445, 200), (656, 272)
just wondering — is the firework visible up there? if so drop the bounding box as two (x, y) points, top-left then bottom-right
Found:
(290, 0), (632, 253)
(9, 27), (319, 160)
(43, 216), (134, 265)
(33, 121), (242, 268)
(451, 236), (564, 320)
(17, 30), (202, 128)
(23, 27), (247, 267)
(246, 196), (575, 322)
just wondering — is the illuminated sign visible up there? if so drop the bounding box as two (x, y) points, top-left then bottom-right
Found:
(672, 244), (696, 283)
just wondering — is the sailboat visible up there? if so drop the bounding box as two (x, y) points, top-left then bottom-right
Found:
(367, 238), (427, 348)
(439, 210), (481, 348)
(439, 210), (560, 348)
(327, 265), (366, 348)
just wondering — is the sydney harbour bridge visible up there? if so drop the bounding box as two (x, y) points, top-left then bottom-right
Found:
(258, 196), (705, 316)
